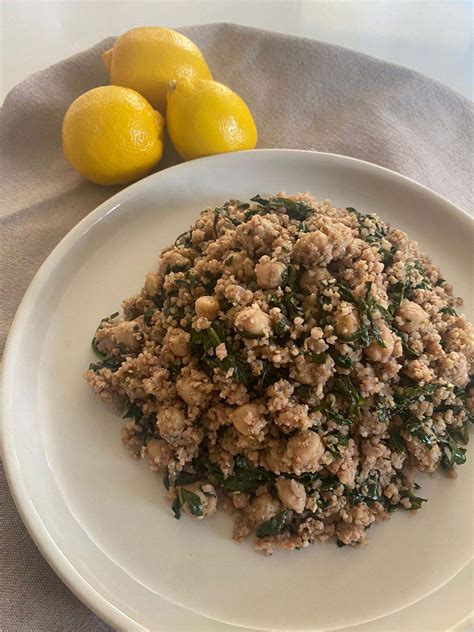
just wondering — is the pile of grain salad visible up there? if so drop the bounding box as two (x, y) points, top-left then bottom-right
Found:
(84, 193), (473, 554)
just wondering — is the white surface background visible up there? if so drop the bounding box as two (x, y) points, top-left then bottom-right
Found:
(1, 0), (473, 103)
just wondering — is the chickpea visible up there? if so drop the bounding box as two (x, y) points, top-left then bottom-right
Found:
(163, 251), (188, 270)
(299, 267), (331, 292)
(224, 251), (248, 275)
(396, 300), (428, 333)
(230, 402), (266, 436)
(285, 430), (325, 473)
(177, 371), (211, 407)
(195, 295), (220, 320)
(276, 477), (306, 513)
(156, 406), (188, 446)
(364, 321), (396, 363)
(234, 304), (271, 337)
(108, 320), (141, 352)
(262, 441), (287, 474)
(166, 328), (190, 357)
(146, 438), (171, 468)
(144, 272), (159, 296)
(255, 259), (286, 289)
(248, 492), (281, 525)
(335, 304), (359, 336)
(293, 230), (329, 264)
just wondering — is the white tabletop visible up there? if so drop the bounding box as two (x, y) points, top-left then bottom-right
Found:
(1, 0), (473, 103)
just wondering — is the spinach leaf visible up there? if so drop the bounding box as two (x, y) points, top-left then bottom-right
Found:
(326, 410), (353, 426)
(337, 282), (388, 349)
(217, 455), (274, 494)
(174, 470), (203, 486)
(320, 475), (341, 492)
(393, 383), (439, 416)
(181, 489), (204, 517)
(332, 350), (353, 369)
(91, 336), (106, 358)
(256, 509), (292, 538)
(143, 307), (156, 326)
(273, 315), (288, 336)
(440, 306), (457, 316)
(90, 311), (120, 358)
(236, 201), (250, 210)
(171, 497), (182, 519)
(251, 195), (314, 221)
(305, 352), (328, 365)
(403, 418), (433, 448)
(399, 490), (427, 510)
(163, 468), (170, 491)
(435, 402), (473, 425)
(122, 401), (143, 422)
(334, 375), (365, 415)
(389, 426), (406, 453)
(174, 230), (192, 247)
(89, 354), (126, 372)
(439, 431), (467, 469)
(190, 322), (250, 385)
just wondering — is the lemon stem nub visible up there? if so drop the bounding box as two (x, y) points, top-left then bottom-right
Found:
(168, 80), (177, 94)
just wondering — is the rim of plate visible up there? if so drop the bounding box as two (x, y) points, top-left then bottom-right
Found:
(1, 149), (472, 631)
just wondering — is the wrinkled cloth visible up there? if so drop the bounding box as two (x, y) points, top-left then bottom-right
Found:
(0, 23), (472, 631)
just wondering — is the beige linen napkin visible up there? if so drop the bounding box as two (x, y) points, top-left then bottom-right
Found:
(1, 23), (473, 631)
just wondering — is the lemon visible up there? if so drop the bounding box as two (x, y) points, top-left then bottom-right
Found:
(102, 27), (212, 114)
(166, 79), (258, 161)
(62, 86), (164, 186)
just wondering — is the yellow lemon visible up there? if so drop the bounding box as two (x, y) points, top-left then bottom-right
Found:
(166, 79), (258, 161)
(102, 27), (212, 114)
(62, 86), (164, 186)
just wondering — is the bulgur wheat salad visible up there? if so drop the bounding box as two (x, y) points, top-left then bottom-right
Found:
(85, 193), (473, 554)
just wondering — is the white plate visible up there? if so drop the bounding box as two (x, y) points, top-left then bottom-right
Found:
(2, 150), (473, 631)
